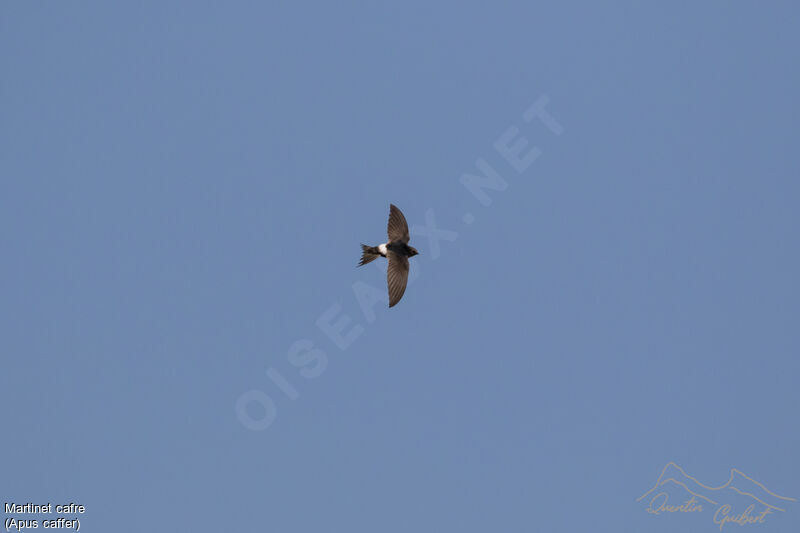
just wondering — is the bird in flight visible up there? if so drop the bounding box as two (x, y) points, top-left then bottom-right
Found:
(358, 204), (419, 307)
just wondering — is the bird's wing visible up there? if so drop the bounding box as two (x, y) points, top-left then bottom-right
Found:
(387, 252), (410, 307)
(387, 204), (410, 244)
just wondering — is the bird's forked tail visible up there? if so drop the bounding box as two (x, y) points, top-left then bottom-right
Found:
(358, 244), (380, 266)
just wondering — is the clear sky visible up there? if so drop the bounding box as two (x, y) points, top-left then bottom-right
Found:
(2, 2), (799, 532)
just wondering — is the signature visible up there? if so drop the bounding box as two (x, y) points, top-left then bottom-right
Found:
(638, 462), (795, 529)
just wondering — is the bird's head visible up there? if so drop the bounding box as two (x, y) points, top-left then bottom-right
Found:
(409, 246), (419, 257)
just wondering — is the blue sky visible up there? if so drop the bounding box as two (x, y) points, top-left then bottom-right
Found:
(2, 2), (799, 532)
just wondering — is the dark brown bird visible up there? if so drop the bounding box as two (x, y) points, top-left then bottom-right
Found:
(358, 204), (419, 307)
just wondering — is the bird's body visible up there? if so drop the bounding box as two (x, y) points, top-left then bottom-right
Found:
(358, 204), (418, 307)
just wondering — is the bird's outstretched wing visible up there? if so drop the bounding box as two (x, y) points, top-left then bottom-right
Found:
(387, 252), (409, 307)
(387, 204), (410, 244)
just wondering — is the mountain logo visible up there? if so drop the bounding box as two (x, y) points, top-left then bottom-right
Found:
(637, 462), (796, 529)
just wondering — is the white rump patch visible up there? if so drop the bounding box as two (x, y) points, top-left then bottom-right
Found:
(378, 243), (388, 256)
